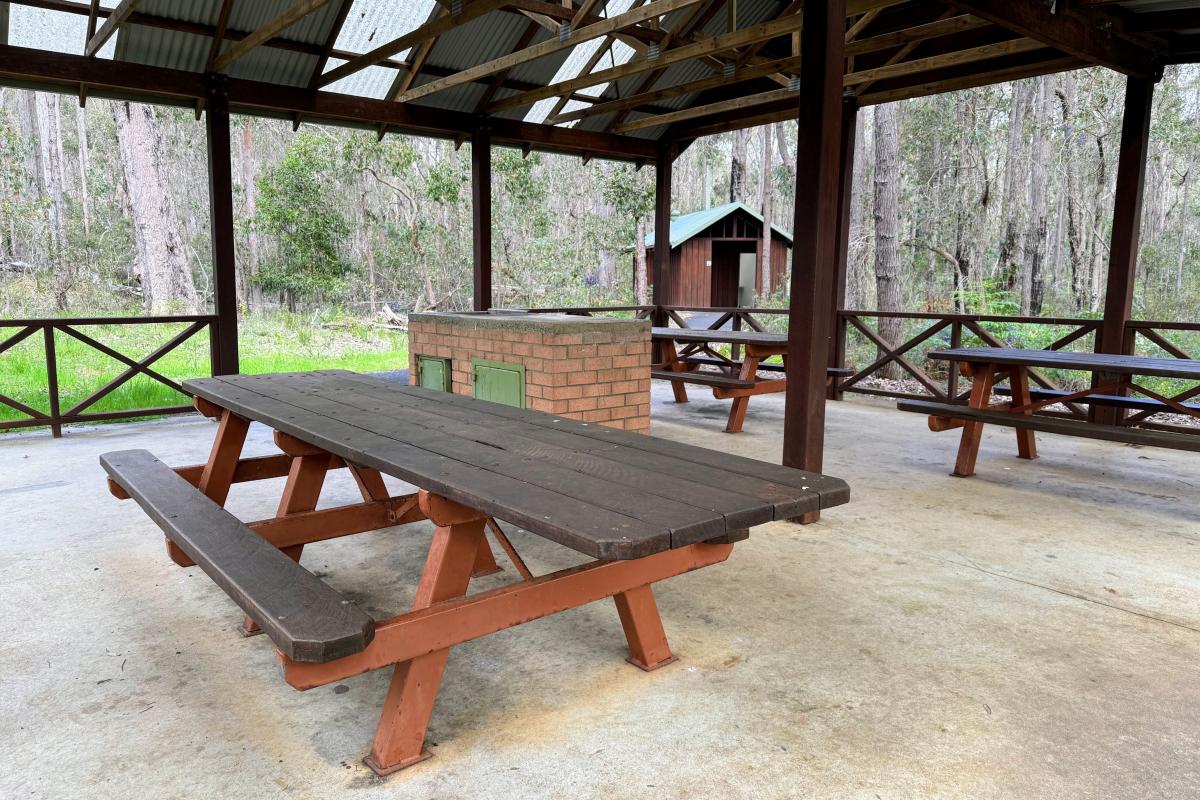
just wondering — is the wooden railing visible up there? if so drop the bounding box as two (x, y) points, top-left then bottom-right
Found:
(0, 315), (219, 437)
(524, 304), (1200, 431)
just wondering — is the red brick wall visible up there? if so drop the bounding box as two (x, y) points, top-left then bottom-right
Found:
(408, 314), (651, 433)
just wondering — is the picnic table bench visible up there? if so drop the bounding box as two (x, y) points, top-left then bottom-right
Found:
(101, 370), (848, 776)
(897, 347), (1200, 477)
(651, 327), (852, 433)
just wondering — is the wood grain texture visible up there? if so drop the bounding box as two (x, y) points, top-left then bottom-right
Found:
(100, 449), (375, 662)
(929, 347), (1200, 380)
(181, 371), (850, 557)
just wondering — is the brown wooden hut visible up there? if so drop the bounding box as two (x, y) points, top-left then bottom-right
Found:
(645, 202), (793, 306)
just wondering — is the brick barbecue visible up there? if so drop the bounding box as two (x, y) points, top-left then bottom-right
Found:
(407, 312), (651, 432)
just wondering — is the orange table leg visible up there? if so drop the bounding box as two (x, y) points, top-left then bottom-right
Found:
(614, 584), (676, 671)
(953, 363), (996, 478)
(166, 408), (249, 565)
(724, 351), (762, 434)
(1009, 365), (1038, 460)
(662, 341), (690, 404)
(364, 491), (487, 776)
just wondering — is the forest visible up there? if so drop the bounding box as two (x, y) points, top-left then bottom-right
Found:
(1, 64), (1199, 325)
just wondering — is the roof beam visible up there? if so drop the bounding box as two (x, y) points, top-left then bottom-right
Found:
(84, 0), (140, 57)
(944, 0), (1160, 77)
(212, 0), (336, 73)
(485, 7), (804, 115)
(0, 42), (658, 161)
(396, 0), (704, 104)
(318, 0), (510, 88)
(572, 0), (605, 30)
(205, 0), (236, 71)
(616, 37), (1046, 134)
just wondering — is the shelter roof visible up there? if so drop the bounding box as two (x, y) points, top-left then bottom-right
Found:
(0, 1), (1196, 160)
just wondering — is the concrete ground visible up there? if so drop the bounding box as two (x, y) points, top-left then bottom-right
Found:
(2, 384), (1199, 799)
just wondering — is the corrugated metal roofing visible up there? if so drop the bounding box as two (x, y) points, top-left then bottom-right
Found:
(646, 202), (794, 249)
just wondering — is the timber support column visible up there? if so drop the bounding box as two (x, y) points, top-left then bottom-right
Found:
(828, 94), (859, 401)
(1095, 76), (1155, 425)
(652, 143), (675, 356)
(471, 126), (493, 312)
(205, 80), (239, 375)
(783, 0), (846, 522)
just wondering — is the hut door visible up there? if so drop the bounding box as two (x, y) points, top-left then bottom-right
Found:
(709, 243), (740, 306)
(737, 252), (757, 306)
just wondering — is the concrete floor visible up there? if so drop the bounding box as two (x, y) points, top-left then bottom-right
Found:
(2, 385), (1199, 799)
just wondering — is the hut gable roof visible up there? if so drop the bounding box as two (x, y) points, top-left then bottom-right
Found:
(645, 202), (793, 250)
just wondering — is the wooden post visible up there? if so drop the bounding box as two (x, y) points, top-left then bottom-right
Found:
(1095, 76), (1154, 424)
(652, 143), (675, 345)
(205, 82), (239, 375)
(471, 127), (492, 312)
(783, 0), (846, 516)
(828, 95), (859, 401)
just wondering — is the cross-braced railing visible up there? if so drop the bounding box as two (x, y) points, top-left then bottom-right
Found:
(0, 315), (219, 437)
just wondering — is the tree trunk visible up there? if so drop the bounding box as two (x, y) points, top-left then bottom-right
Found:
(1056, 74), (1088, 310)
(74, 102), (90, 239)
(238, 121), (262, 309)
(873, 103), (903, 379)
(1024, 76), (1053, 315)
(730, 127), (749, 203)
(846, 115), (868, 309)
(634, 216), (649, 305)
(996, 80), (1032, 293)
(758, 123), (774, 297)
(112, 100), (199, 313)
(35, 93), (69, 307)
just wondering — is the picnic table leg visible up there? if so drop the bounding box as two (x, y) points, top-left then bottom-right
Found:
(365, 491), (486, 776)
(348, 463), (499, 576)
(172, 407), (249, 565)
(662, 342), (689, 403)
(1009, 366), (1038, 461)
(953, 363), (996, 478)
(243, 450), (328, 637)
(614, 584), (676, 671)
(724, 352), (761, 434)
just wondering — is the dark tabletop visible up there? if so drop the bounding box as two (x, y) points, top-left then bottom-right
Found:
(929, 347), (1200, 380)
(183, 371), (849, 559)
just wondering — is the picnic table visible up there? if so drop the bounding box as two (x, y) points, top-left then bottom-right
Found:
(101, 370), (849, 776)
(897, 347), (1200, 477)
(651, 327), (851, 433)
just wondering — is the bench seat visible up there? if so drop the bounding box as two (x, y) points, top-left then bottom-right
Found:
(896, 399), (1200, 452)
(678, 355), (853, 378)
(650, 369), (755, 389)
(992, 385), (1200, 414)
(101, 449), (375, 663)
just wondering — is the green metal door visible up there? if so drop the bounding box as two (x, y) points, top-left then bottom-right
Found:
(416, 356), (451, 392)
(472, 359), (525, 408)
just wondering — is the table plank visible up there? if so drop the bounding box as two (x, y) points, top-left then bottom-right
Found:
(186, 375), (666, 558)
(328, 373), (827, 519)
(652, 326), (786, 347)
(930, 347), (1200, 380)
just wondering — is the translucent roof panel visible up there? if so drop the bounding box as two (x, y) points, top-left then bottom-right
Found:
(7, 3), (119, 58)
(321, 56), (396, 100)
(332, 0), (438, 63)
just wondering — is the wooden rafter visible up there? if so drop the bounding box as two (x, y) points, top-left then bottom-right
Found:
(486, 8), (804, 115)
(319, 0), (510, 88)
(944, 0), (1160, 77)
(85, 0), (140, 57)
(567, 11), (980, 130)
(205, 0), (236, 72)
(627, 38), (1046, 135)
(1125, 10), (1200, 34)
(473, 18), (542, 112)
(572, 0), (605, 29)
(294, 0), (356, 130)
(212, 0), (337, 73)
(395, 0), (704, 105)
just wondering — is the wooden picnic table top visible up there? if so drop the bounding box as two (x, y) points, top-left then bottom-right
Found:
(928, 347), (1200, 380)
(182, 371), (848, 559)
(651, 326), (786, 347)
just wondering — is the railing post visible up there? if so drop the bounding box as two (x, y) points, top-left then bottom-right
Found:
(43, 325), (61, 438)
(947, 320), (962, 402)
(827, 311), (847, 400)
(731, 313), (742, 362)
(208, 318), (221, 378)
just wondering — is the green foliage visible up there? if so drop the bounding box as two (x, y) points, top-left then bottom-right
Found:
(425, 157), (467, 205)
(254, 132), (350, 301)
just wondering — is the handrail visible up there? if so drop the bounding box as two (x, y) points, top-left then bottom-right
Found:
(0, 315), (218, 437)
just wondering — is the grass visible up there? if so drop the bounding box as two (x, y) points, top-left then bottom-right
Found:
(0, 312), (408, 430)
